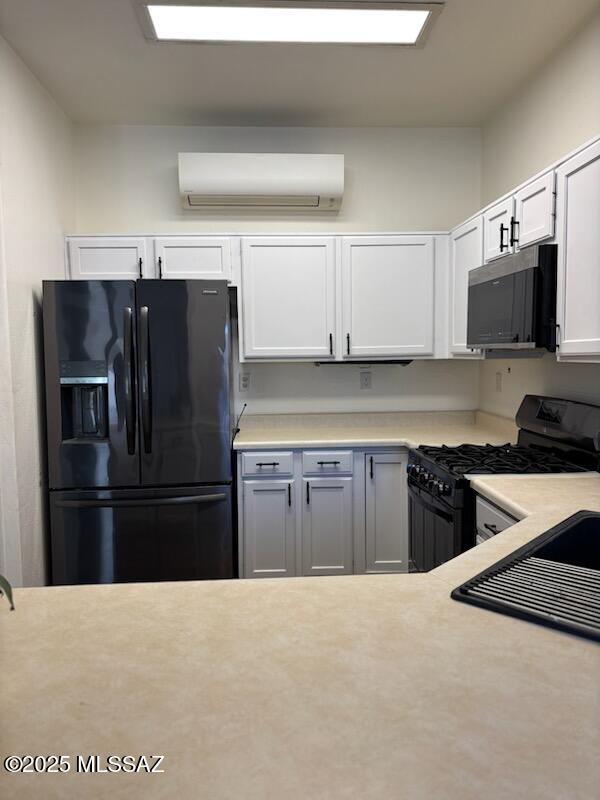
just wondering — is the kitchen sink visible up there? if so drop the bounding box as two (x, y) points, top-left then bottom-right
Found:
(452, 511), (600, 642)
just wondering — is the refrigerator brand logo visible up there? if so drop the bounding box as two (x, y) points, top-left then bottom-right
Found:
(202, 289), (219, 295)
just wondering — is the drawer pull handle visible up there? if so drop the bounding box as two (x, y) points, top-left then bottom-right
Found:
(483, 522), (500, 534)
(256, 462), (280, 468)
(317, 460), (340, 466)
(288, 483), (292, 507)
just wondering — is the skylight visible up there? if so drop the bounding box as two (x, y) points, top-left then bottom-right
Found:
(143, 3), (440, 45)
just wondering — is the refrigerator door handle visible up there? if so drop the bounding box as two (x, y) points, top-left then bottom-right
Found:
(54, 493), (227, 509)
(123, 306), (136, 455)
(139, 305), (152, 453)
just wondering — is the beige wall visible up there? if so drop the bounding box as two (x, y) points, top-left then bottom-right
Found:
(478, 8), (600, 419)
(479, 357), (600, 420)
(481, 7), (600, 204)
(73, 124), (481, 233)
(0, 35), (74, 586)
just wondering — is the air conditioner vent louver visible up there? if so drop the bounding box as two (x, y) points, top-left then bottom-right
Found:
(179, 153), (343, 211)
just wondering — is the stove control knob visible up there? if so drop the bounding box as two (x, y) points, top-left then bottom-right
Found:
(441, 483), (450, 496)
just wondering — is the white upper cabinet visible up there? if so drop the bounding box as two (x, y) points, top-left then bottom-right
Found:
(67, 237), (147, 279)
(342, 236), (435, 358)
(483, 172), (555, 262)
(482, 198), (514, 262)
(302, 477), (353, 576)
(513, 171), (555, 249)
(240, 237), (336, 360)
(449, 217), (483, 357)
(555, 140), (600, 360)
(154, 237), (232, 281)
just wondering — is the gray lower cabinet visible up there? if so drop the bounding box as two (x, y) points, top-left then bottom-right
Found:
(365, 452), (408, 573)
(243, 479), (296, 578)
(238, 447), (409, 578)
(302, 477), (353, 576)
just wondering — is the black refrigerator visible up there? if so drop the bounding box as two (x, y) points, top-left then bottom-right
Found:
(43, 279), (234, 585)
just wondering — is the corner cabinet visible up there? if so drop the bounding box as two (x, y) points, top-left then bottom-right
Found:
(240, 237), (336, 360)
(237, 448), (409, 579)
(341, 236), (435, 358)
(449, 217), (483, 357)
(555, 140), (600, 362)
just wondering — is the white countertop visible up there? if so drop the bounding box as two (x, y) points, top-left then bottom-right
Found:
(1, 473), (599, 799)
(233, 409), (517, 449)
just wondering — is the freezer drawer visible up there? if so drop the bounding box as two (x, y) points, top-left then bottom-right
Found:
(50, 485), (233, 585)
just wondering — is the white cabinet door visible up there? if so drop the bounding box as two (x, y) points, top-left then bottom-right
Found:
(302, 478), (353, 576)
(514, 172), (555, 249)
(556, 140), (600, 359)
(67, 237), (147, 279)
(241, 237), (336, 359)
(365, 452), (408, 573)
(154, 237), (232, 280)
(483, 198), (514, 262)
(449, 217), (483, 356)
(243, 480), (296, 578)
(342, 236), (435, 358)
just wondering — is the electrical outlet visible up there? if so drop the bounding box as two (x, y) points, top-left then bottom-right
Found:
(360, 371), (372, 390)
(239, 372), (250, 393)
(495, 371), (502, 392)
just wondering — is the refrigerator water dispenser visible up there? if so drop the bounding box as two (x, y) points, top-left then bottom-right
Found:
(59, 360), (108, 440)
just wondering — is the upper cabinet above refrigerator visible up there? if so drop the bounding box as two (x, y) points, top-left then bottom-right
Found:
(483, 171), (556, 262)
(67, 237), (148, 279)
(154, 237), (232, 281)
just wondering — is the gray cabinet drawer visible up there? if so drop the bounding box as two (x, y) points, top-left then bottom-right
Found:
(241, 452), (294, 477)
(302, 450), (353, 475)
(476, 496), (517, 541)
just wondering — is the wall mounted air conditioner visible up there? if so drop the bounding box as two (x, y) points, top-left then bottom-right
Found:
(178, 153), (344, 210)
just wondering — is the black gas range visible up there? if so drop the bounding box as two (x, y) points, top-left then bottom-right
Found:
(407, 395), (600, 572)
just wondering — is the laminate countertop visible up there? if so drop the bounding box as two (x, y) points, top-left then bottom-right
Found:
(233, 409), (517, 449)
(1, 473), (599, 800)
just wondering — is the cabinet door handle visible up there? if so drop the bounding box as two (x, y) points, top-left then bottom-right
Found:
(329, 333), (333, 356)
(138, 257), (143, 278)
(317, 460), (340, 466)
(256, 461), (280, 467)
(158, 256), (162, 278)
(483, 522), (499, 534)
(499, 223), (509, 252)
(509, 216), (519, 247)
(346, 333), (350, 356)
(306, 482), (310, 504)
(288, 483), (292, 507)
(369, 456), (374, 479)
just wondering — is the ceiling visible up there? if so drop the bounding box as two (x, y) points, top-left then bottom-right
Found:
(0, 0), (598, 126)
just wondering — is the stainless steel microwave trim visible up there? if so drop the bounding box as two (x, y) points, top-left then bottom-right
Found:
(469, 246), (540, 287)
(478, 341), (538, 351)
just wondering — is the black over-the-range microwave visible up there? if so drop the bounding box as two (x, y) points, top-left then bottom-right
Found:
(467, 244), (557, 352)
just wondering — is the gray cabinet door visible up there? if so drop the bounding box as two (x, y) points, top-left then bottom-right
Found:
(365, 452), (408, 573)
(243, 480), (296, 578)
(302, 478), (353, 576)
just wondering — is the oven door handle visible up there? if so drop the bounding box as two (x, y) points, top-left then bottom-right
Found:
(408, 485), (454, 523)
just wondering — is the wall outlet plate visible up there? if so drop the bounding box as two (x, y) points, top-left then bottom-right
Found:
(360, 371), (372, 390)
(239, 372), (250, 392)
